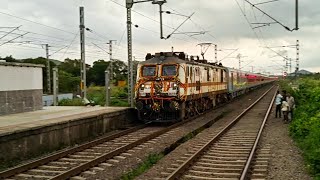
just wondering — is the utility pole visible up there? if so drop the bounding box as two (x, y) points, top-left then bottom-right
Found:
(45, 44), (51, 94)
(53, 68), (59, 106)
(108, 40), (117, 81)
(79, 6), (87, 99)
(105, 70), (110, 106)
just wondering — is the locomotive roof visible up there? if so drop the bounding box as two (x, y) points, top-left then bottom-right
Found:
(139, 52), (225, 69)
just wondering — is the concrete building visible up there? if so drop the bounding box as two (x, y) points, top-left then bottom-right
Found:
(0, 62), (44, 115)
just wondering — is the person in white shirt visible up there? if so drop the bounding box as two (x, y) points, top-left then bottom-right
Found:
(275, 91), (283, 118)
(281, 100), (289, 123)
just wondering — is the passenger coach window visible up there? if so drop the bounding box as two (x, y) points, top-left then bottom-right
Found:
(162, 65), (177, 76)
(142, 66), (156, 76)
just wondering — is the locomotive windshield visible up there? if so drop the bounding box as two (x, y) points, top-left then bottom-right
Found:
(142, 66), (156, 76)
(162, 65), (177, 76)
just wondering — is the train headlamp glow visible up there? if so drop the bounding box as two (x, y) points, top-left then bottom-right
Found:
(140, 84), (145, 90)
(172, 83), (178, 90)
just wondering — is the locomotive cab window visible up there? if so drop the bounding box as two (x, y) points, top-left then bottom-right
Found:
(142, 66), (156, 77)
(162, 65), (177, 76)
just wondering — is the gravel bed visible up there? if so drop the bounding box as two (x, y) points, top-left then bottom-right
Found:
(79, 86), (273, 180)
(262, 109), (312, 180)
(136, 86), (272, 180)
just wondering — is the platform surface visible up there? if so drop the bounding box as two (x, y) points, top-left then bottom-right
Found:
(0, 106), (130, 136)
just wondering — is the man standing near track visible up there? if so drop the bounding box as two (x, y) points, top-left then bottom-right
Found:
(287, 93), (295, 121)
(275, 91), (283, 118)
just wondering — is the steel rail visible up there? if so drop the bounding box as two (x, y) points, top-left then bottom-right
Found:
(165, 85), (275, 180)
(240, 86), (278, 180)
(0, 124), (146, 179)
(50, 119), (194, 179)
(0, 82), (274, 179)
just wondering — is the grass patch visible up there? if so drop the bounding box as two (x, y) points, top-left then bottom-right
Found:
(121, 153), (164, 180)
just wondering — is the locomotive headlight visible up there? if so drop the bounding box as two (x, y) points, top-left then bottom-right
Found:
(172, 83), (178, 90)
(140, 84), (145, 90)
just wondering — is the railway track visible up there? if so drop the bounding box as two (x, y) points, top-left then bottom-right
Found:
(154, 86), (277, 180)
(0, 124), (171, 180)
(0, 100), (225, 180)
(0, 85), (274, 180)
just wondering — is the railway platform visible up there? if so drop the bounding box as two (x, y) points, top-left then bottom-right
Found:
(0, 106), (136, 169)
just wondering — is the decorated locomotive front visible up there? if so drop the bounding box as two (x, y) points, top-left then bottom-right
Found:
(135, 52), (187, 122)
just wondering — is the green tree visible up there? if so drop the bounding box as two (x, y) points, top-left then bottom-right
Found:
(0, 55), (18, 62)
(58, 70), (81, 93)
(87, 59), (128, 86)
(59, 58), (82, 77)
(87, 60), (109, 86)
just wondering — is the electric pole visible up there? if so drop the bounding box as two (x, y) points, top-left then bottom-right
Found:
(79, 6), (87, 99)
(45, 44), (51, 94)
(126, 4), (134, 107)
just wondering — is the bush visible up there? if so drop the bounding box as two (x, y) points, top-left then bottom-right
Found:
(58, 98), (84, 106)
(283, 77), (320, 178)
(87, 86), (129, 107)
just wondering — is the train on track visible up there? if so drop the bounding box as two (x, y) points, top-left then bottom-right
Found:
(134, 52), (276, 123)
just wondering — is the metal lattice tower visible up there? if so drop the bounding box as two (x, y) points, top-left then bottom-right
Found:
(79, 6), (87, 99)
(126, 7), (133, 107)
(296, 39), (300, 74)
(214, 44), (218, 63)
(108, 40), (116, 81)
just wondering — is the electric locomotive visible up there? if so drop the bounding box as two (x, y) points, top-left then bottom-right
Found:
(134, 51), (273, 123)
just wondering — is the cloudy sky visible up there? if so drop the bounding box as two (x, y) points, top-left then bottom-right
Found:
(0, 0), (318, 74)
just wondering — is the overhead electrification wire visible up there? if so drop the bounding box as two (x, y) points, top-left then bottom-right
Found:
(243, 0), (294, 31)
(234, 0), (263, 45)
(108, 0), (201, 42)
(49, 46), (68, 57)
(0, 11), (107, 43)
(0, 26), (21, 40)
(0, 32), (28, 47)
(60, 31), (79, 60)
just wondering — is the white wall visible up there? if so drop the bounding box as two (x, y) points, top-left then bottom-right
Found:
(0, 65), (43, 91)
